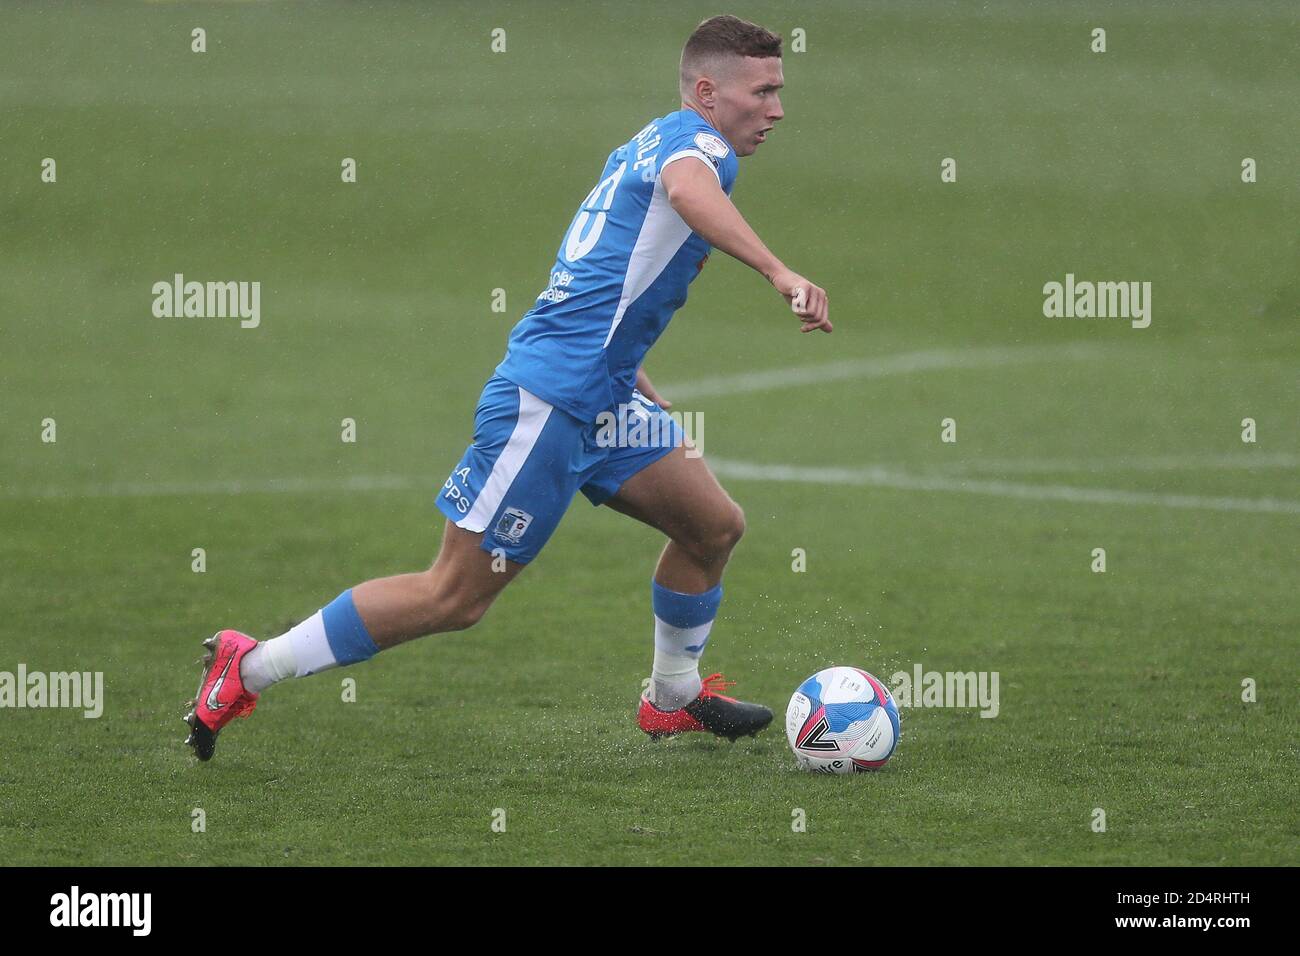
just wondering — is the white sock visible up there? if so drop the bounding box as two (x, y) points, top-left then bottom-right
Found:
(650, 618), (713, 710)
(649, 580), (723, 710)
(240, 611), (340, 693)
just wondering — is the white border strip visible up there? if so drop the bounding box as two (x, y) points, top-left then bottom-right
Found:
(6, 460), (1294, 514)
(935, 453), (1300, 475)
(663, 342), (1107, 400)
(0, 474), (422, 500)
(461, 386), (553, 532)
(707, 458), (1300, 515)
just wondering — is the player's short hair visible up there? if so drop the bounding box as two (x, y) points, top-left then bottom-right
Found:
(680, 15), (782, 95)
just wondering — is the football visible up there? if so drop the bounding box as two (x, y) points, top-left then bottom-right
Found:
(786, 666), (901, 773)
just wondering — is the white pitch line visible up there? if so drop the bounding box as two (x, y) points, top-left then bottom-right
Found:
(934, 452), (1300, 475)
(0, 474), (423, 500)
(707, 458), (1300, 515)
(5, 462), (1296, 515)
(663, 342), (1107, 400)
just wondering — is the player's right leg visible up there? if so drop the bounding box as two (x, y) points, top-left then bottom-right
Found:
(583, 397), (771, 742)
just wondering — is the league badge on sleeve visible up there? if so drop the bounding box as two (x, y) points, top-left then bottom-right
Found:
(693, 132), (730, 168)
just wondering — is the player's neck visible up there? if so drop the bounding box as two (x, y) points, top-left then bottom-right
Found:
(681, 101), (721, 134)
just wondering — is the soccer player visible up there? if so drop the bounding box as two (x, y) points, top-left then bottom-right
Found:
(185, 15), (831, 760)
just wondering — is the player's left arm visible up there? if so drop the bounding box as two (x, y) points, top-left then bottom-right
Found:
(661, 157), (831, 333)
(635, 367), (672, 409)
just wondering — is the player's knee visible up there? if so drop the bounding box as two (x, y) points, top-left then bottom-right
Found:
(444, 597), (490, 632)
(418, 571), (493, 633)
(691, 502), (745, 562)
(722, 502), (746, 550)
(431, 592), (492, 633)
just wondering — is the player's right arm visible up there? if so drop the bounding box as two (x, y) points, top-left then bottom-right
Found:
(661, 157), (831, 333)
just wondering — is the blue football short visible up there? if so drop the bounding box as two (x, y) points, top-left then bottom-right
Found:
(435, 373), (685, 564)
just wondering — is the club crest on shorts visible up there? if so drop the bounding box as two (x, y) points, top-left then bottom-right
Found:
(494, 507), (534, 544)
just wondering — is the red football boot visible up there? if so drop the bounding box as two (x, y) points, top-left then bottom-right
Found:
(638, 673), (773, 742)
(184, 630), (260, 761)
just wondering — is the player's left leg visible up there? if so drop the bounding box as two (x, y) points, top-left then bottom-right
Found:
(185, 373), (586, 762)
(582, 399), (771, 741)
(184, 522), (527, 762)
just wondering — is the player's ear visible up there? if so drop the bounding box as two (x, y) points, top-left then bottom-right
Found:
(695, 75), (716, 106)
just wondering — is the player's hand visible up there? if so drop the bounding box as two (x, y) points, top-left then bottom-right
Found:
(771, 269), (832, 333)
(634, 366), (672, 409)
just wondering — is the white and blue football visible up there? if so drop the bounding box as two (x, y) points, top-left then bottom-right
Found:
(786, 666), (901, 773)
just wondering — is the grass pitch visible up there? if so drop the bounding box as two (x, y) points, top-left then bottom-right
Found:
(1, 1), (1296, 866)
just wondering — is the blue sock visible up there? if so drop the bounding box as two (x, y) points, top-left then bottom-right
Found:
(241, 588), (380, 693)
(321, 589), (380, 665)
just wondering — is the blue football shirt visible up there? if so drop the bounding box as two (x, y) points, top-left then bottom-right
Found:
(495, 108), (739, 423)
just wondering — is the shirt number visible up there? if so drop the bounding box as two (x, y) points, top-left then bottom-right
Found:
(564, 162), (627, 263)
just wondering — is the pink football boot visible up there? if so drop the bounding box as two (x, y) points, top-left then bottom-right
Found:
(184, 630), (260, 761)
